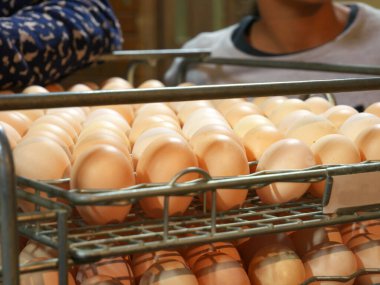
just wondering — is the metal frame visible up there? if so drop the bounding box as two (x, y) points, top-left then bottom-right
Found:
(0, 50), (380, 284)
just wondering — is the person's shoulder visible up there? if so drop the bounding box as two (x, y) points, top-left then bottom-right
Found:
(182, 24), (238, 49)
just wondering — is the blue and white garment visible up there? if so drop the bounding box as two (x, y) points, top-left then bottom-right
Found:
(0, 0), (122, 89)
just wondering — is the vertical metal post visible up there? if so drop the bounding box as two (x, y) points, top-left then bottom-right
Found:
(0, 127), (19, 285)
(57, 210), (68, 285)
(163, 196), (169, 242)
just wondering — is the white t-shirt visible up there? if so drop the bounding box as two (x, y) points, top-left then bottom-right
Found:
(165, 3), (380, 108)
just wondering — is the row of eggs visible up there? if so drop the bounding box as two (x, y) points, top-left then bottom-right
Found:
(16, 219), (380, 285)
(1, 78), (380, 226)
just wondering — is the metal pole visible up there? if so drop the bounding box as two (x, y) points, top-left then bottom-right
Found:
(1, 77), (380, 110)
(0, 127), (19, 285)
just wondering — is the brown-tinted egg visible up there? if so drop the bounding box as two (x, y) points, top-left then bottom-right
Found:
(129, 115), (181, 146)
(223, 102), (263, 128)
(355, 124), (380, 160)
(303, 242), (357, 285)
(140, 259), (198, 285)
(85, 109), (131, 135)
(243, 124), (284, 162)
(71, 145), (135, 225)
(214, 99), (246, 113)
(0, 111), (33, 136)
(191, 133), (249, 211)
(194, 252), (250, 285)
(91, 105), (134, 126)
(44, 83), (65, 92)
(138, 79), (165, 89)
(184, 242), (242, 269)
(322, 105), (358, 129)
(132, 250), (186, 283)
(277, 109), (315, 134)
(136, 136), (198, 218)
(340, 220), (380, 244)
(309, 134), (361, 198)
(256, 138), (316, 204)
(177, 101), (213, 124)
(258, 96), (288, 117)
(285, 115), (337, 147)
(68, 83), (93, 92)
(269, 98), (310, 125)
(0, 121), (22, 149)
(136, 103), (177, 121)
(233, 114), (273, 138)
(132, 127), (183, 168)
(182, 112), (229, 139)
(365, 102), (380, 117)
(346, 233), (380, 284)
(81, 275), (123, 285)
(101, 77), (133, 90)
(305, 97), (333, 114)
(339, 113), (380, 142)
(46, 107), (87, 123)
(248, 244), (305, 285)
(77, 256), (134, 285)
(32, 114), (79, 141)
(20, 85), (48, 120)
(290, 227), (343, 258)
(46, 110), (82, 134)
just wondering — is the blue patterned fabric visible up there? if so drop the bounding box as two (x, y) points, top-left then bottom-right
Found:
(0, 0), (122, 89)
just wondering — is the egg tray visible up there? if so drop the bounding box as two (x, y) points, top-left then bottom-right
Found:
(15, 161), (380, 262)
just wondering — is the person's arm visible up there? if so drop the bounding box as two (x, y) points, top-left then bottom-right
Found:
(0, 0), (122, 90)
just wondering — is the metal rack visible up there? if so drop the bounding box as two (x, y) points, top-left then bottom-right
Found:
(1, 50), (380, 284)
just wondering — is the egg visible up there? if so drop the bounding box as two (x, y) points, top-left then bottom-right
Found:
(224, 102), (263, 127)
(354, 124), (380, 160)
(303, 242), (357, 285)
(233, 114), (273, 138)
(214, 99), (246, 113)
(290, 227), (343, 258)
(177, 101), (213, 124)
(85, 109), (131, 134)
(339, 113), (380, 142)
(258, 96), (288, 117)
(256, 138), (316, 204)
(365, 102), (380, 117)
(132, 127), (183, 168)
(236, 233), (295, 268)
(309, 134), (361, 198)
(194, 252), (250, 285)
(46, 110), (82, 134)
(340, 220), (380, 244)
(184, 242), (242, 269)
(285, 114), (336, 146)
(138, 79), (165, 89)
(81, 275), (123, 285)
(140, 259), (198, 285)
(182, 113), (229, 139)
(269, 98), (310, 125)
(19, 241), (57, 264)
(0, 111), (33, 136)
(20, 259), (76, 285)
(77, 256), (134, 285)
(71, 145), (135, 225)
(46, 107), (87, 123)
(0, 121), (22, 149)
(132, 250), (186, 282)
(68, 83), (93, 92)
(44, 83), (65, 92)
(101, 77), (133, 90)
(129, 115), (180, 146)
(248, 244), (305, 285)
(305, 96), (333, 114)
(136, 136), (199, 218)
(26, 122), (75, 150)
(32, 114), (79, 141)
(277, 109), (315, 134)
(322, 105), (358, 129)
(91, 105), (134, 126)
(191, 132), (249, 211)
(243, 124), (284, 161)
(72, 132), (131, 163)
(136, 103), (177, 121)
(346, 234), (380, 285)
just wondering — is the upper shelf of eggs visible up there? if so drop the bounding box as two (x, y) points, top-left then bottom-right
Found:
(1, 77), (380, 226)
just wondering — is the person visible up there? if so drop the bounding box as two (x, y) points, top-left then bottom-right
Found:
(0, 0), (122, 90)
(165, 0), (380, 109)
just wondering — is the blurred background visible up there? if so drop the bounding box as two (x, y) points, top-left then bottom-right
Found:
(62, 0), (380, 87)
